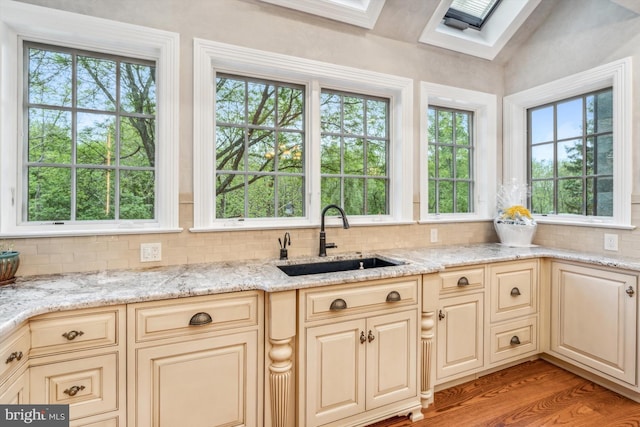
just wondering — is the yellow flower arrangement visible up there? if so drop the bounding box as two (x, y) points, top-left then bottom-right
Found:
(501, 204), (532, 220)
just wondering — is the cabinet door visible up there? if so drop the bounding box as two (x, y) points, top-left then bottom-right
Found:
(437, 293), (484, 381)
(133, 330), (259, 427)
(366, 310), (417, 410)
(551, 262), (637, 384)
(305, 319), (366, 427)
(0, 368), (29, 404)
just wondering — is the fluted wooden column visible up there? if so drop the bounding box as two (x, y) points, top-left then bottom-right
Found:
(421, 310), (436, 407)
(269, 337), (292, 427)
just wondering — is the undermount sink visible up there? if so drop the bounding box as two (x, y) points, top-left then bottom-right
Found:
(278, 256), (402, 277)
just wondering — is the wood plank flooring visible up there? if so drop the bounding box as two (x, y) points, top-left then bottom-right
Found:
(369, 360), (640, 427)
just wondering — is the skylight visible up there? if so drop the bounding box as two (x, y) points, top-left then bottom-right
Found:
(444, 0), (502, 30)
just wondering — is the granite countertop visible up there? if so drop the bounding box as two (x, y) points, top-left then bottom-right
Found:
(2, 243), (640, 337)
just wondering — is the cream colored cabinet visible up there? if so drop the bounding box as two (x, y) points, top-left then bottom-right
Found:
(299, 277), (423, 427)
(0, 367), (29, 405)
(128, 291), (263, 427)
(550, 261), (637, 385)
(487, 260), (539, 365)
(28, 306), (126, 427)
(0, 323), (30, 404)
(435, 267), (485, 382)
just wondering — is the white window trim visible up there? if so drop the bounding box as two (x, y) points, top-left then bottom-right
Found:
(420, 82), (497, 222)
(503, 57), (633, 229)
(258, 0), (386, 29)
(0, 0), (181, 237)
(192, 39), (414, 231)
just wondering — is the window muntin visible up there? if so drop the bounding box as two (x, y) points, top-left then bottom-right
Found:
(25, 43), (156, 224)
(427, 106), (474, 214)
(528, 88), (613, 217)
(320, 90), (389, 216)
(215, 74), (305, 219)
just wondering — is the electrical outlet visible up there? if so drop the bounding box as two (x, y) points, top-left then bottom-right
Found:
(430, 228), (438, 243)
(140, 242), (162, 262)
(604, 233), (618, 251)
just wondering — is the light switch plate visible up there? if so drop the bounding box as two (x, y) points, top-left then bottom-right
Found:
(430, 228), (438, 243)
(604, 234), (618, 251)
(140, 242), (162, 262)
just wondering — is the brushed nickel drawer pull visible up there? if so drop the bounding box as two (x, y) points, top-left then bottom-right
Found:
(510, 287), (521, 296)
(367, 330), (375, 343)
(62, 330), (84, 340)
(386, 291), (401, 302)
(626, 286), (635, 298)
(189, 312), (213, 326)
(63, 385), (85, 397)
(510, 336), (521, 346)
(5, 351), (23, 364)
(330, 298), (348, 311)
(360, 331), (366, 344)
(457, 276), (469, 287)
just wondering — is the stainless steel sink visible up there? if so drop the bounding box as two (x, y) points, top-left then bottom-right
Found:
(277, 256), (402, 277)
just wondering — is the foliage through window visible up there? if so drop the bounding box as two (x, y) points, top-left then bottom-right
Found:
(25, 43), (156, 223)
(528, 88), (613, 217)
(320, 90), (389, 216)
(427, 106), (474, 214)
(215, 74), (305, 219)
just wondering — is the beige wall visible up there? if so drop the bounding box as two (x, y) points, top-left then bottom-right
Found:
(8, 0), (639, 277)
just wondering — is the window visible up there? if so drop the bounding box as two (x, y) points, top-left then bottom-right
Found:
(193, 39), (413, 230)
(26, 43), (156, 223)
(420, 82), (497, 222)
(445, 0), (502, 30)
(0, 0), (180, 236)
(427, 106), (474, 214)
(503, 58), (632, 228)
(528, 89), (613, 217)
(320, 90), (389, 215)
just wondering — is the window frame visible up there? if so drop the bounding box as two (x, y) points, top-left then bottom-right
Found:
(420, 82), (497, 223)
(193, 39), (414, 231)
(0, 0), (181, 237)
(503, 58), (633, 229)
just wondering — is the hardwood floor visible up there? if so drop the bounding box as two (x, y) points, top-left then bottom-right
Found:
(369, 360), (640, 427)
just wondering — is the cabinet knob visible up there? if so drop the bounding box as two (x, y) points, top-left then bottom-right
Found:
(626, 286), (635, 298)
(5, 351), (23, 364)
(189, 312), (213, 326)
(63, 385), (86, 397)
(457, 276), (469, 287)
(510, 287), (521, 296)
(330, 298), (348, 311)
(510, 336), (521, 346)
(367, 330), (375, 343)
(438, 310), (445, 320)
(360, 331), (366, 344)
(62, 330), (84, 341)
(386, 291), (401, 302)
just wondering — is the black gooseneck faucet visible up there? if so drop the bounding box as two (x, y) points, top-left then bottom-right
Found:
(319, 204), (350, 257)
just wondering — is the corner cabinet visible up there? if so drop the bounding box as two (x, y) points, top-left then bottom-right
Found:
(550, 261), (637, 385)
(298, 277), (423, 427)
(127, 291), (264, 427)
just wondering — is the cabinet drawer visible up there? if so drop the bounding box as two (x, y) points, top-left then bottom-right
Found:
(131, 292), (260, 343)
(302, 277), (419, 321)
(489, 317), (537, 364)
(31, 307), (122, 356)
(489, 261), (538, 322)
(0, 324), (30, 384)
(439, 267), (484, 294)
(30, 353), (118, 421)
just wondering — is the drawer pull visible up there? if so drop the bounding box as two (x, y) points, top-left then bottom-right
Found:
(457, 276), (469, 287)
(62, 330), (84, 341)
(189, 312), (213, 326)
(386, 291), (401, 302)
(330, 298), (348, 311)
(5, 351), (23, 364)
(438, 310), (445, 320)
(63, 385), (86, 397)
(510, 336), (521, 346)
(360, 331), (366, 344)
(367, 330), (375, 343)
(510, 287), (521, 296)
(626, 286), (635, 298)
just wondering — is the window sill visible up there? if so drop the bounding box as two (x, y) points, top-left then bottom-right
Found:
(419, 216), (494, 224)
(533, 217), (636, 230)
(189, 218), (416, 233)
(1, 226), (183, 239)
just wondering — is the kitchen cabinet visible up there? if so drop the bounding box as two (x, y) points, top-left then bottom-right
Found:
(28, 306), (126, 427)
(0, 323), (30, 404)
(0, 368), (29, 405)
(434, 267), (485, 382)
(127, 291), (263, 427)
(550, 261), (637, 385)
(298, 277), (422, 427)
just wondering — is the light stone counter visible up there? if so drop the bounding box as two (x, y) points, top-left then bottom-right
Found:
(2, 243), (640, 337)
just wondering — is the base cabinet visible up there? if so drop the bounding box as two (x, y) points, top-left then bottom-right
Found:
(550, 261), (637, 385)
(0, 368), (29, 405)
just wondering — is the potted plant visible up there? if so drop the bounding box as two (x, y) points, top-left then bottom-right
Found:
(494, 180), (537, 247)
(0, 241), (20, 285)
